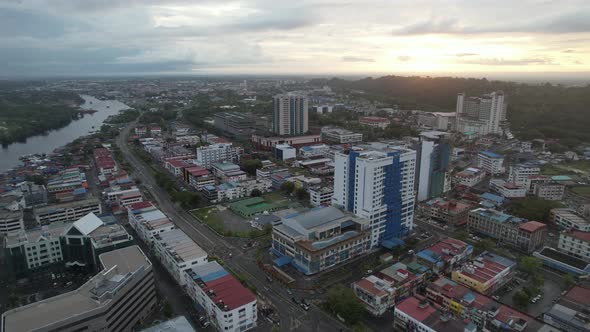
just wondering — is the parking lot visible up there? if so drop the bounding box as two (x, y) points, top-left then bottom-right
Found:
(496, 271), (564, 318)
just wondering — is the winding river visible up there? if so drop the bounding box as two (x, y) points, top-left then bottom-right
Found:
(0, 95), (131, 172)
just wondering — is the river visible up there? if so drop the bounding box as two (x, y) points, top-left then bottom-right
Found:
(0, 95), (131, 172)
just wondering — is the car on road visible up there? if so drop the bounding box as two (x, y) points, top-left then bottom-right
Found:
(266, 276), (273, 283)
(300, 302), (310, 311)
(286, 289), (293, 295)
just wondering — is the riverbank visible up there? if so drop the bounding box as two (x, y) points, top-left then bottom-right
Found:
(0, 95), (131, 172)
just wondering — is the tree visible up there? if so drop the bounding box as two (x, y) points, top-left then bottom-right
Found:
(562, 273), (576, 289)
(324, 284), (365, 325)
(295, 187), (309, 201)
(508, 197), (561, 222)
(280, 181), (295, 194)
(250, 189), (262, 197)
(513, 290), (530, 308)
(475, 239), (495, 253)
(518, 256), (542, 276)
(162, 301), (173, 318)
(242, 159), (263, 175)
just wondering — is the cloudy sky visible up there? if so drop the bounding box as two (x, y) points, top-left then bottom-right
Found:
(1, 0), (589, 77)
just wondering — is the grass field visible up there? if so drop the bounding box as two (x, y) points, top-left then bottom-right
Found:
(191, 206), (224, 234)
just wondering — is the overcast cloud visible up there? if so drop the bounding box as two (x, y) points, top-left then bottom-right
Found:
(1, 0), (589, 76)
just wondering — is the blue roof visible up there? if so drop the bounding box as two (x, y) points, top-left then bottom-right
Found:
(417, 249), (440, 263)
(480, 192), (505, 203)
(479, 150), (502, 158)
(200, 269), (228, 282)
(73, 188), (86, 195)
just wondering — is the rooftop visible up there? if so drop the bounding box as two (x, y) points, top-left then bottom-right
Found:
(479, 150), (503, 158)
(2, 246), (150, 332)
(140, 316), (196, 332)
(456, 252), (515, 284)
(519, 221), (546, 233)
(185, 261), (256, 311)
(154, 229), (207, 263)
(563, 230), (590, 242)
(35, 196), (100, 214)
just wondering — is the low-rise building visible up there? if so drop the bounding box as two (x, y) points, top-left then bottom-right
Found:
(453, 167), (486, 187)
(359, 116), (390, 129)
(141, 316), (195, 332)
(128, 201), (175, 244)
(3, 213), (133, 278)
(420, 198), (475, 226)
(154, 229), (208, 286)
(551, 208), (590, 232)
(0, 210), (24, 235)
(468, 208), (546, 253)
(1, 246), (155, 332)
(183, 166), (215, 190)
(321, 126), (363, 144)
(533, 247), (590, 276)
(299, 144), (330, 159)
(558, 230), (590, 262)
(309, 186), (334, 207)
(508, 162), (541, 185)
(34, 197), (102, 224)
(195, 143), (241, 169)
(544, 286), (590, 332)
(352, 262), (426, 316)
(228, 196), (286, 218)
(489, 178), (527, 198)
(394, 296), (463, 332)
(451, 252), (516, 294)
(533, 182), (565, 200)
(184, 261), (257, 332)
(213, 111), (256, 139)
(416, 238), (473, 274)
(165, 158), (189, 176)
(273, 143), (296, 160)
(251, 134), (321, 150)
(477, 151), (505, 175)
(425, 277), (551, 332)
(211, 162), (241, 178)
(271, 206), (371, 275)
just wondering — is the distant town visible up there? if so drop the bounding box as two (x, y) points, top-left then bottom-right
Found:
(1, 77), (589, 332)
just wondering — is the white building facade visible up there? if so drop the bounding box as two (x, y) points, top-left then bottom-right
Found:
(332, 143), (416, 247)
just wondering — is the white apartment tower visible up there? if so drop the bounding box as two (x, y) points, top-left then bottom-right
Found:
(456, 91), (507, 136)
(332, 143), (416, 247)
(272, 94), (309, 136)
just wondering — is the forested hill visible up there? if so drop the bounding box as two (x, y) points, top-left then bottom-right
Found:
(322, 76), (590, 147)
(0, 90), (83, 145)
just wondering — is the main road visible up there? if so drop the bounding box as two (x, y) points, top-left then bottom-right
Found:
(116, 123), (346, 332)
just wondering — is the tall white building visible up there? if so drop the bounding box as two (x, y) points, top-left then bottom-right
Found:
(195, 143), (241, 169)
(272, 94), (309, 136)
(332, 143), (416, 247)
(456, 91), (507, 136)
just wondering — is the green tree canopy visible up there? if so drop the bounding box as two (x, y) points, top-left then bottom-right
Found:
(324, 284), (365, 325)
(280, 181), (295, 194)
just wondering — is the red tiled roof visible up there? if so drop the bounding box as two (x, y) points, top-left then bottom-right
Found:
(186, 166), (209, 177)
(359, 116), (390, 123)
(519, 221), (546, 233)
(205, 274), (256, 310)
(396, 297), (436, 321)
(563, 286), (590, 304)
(167, 159), (188, 168)
(354, 278), (388, 297)
(129, 201), (154, 210)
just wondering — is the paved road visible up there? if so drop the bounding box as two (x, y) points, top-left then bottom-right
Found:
(116, 124), (345, 332)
